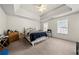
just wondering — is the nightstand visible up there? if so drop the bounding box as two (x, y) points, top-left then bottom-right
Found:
(47, 29), (52, 37)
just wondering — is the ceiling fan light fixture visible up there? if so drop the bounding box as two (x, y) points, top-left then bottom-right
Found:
(36, 4), (47, 13)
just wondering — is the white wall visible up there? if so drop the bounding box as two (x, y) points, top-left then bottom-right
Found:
(47, 13), (79, 42)
(7, 15), (40, 33)
(0, 5), (41, 34)
(0, 7), (7, 35)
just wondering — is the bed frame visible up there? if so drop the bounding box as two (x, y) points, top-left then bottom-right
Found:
(25, 35), (47, 46)
(24, 28), (47, 46)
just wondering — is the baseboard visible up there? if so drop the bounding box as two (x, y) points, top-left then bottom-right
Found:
(52, 36), (76, 43)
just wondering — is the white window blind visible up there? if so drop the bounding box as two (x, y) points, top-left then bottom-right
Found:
(57, 18), (68, 34)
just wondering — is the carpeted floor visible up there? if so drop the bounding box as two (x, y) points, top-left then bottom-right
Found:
(8, 37), (76, 55)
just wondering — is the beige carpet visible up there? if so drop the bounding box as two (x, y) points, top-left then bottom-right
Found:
(8, 37), (76, 55)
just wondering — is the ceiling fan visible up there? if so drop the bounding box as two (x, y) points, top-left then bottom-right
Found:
(35, 4), (47, 13)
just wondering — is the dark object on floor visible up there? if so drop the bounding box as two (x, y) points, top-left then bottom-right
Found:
(0, 39), (9, 47)
(76, 42), (79, 55)
(0, 36), (9, 48)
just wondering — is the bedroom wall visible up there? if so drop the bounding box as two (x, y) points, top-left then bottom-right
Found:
(47, 13), (79, 42)
(0, 7), (7, 35)
(7, 15), (40, 33)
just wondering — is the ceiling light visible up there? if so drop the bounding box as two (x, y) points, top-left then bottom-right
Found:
(35, 4), (47, 13)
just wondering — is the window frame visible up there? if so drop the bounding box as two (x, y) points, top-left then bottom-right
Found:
(57, 17), (68, 34)
(43, 22), (48, 31)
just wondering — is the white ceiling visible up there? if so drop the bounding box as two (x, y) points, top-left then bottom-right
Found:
(0, 4), (79, 21)
(20, 4), (61, 15)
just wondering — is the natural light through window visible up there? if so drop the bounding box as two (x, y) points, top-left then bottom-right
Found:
(57, 18), (68, 34)
(43, 22), (48, 31)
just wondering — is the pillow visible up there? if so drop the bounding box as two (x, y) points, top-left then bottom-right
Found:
(25, 28), (34, 35)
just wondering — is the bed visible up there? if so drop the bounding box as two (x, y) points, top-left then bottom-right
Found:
(24, 28), (47, 46)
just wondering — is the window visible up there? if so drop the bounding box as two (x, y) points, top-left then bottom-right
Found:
(43, 22), (48, 31)
(57, 18), (68, 34)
